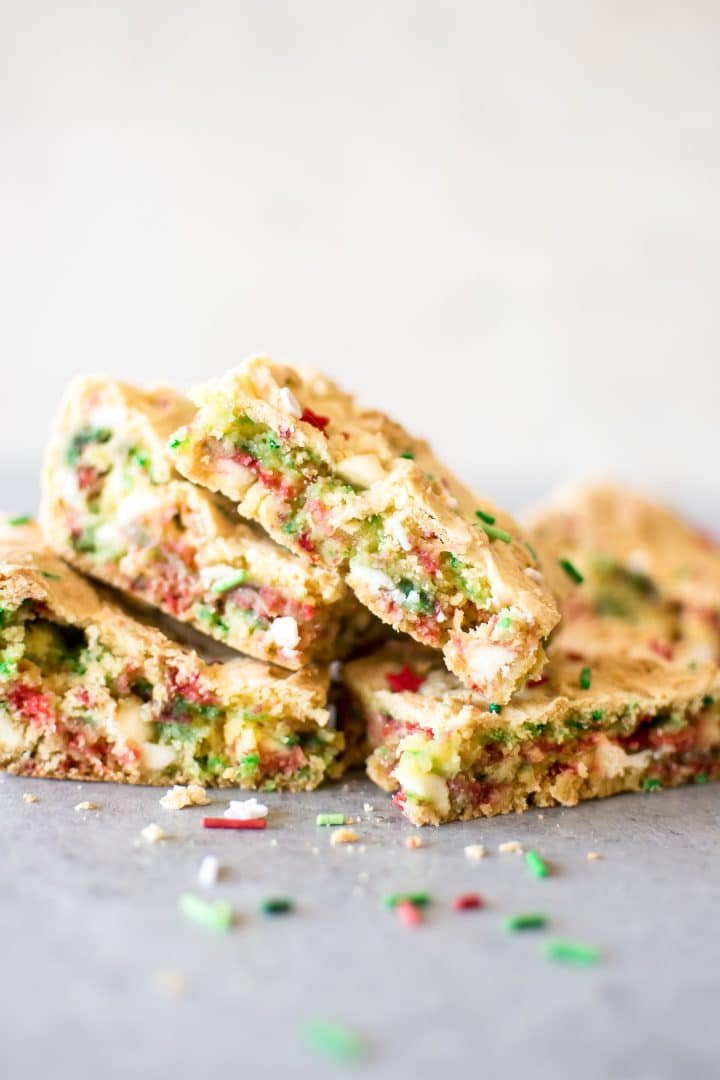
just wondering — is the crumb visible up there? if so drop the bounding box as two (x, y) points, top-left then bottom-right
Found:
(405, 835), (424, 850)
(22, 793), (38, 804)
(357, 871), (369, 883)
(357, 845), (366, 854)
(269, 837), (278, 847)
(160, 783), (211, 810)
(464, 844), (487, 861)
(153, 970), (186, 996)
(499, 841), (523, 854)
(342, 784), (349, 792)
(141, 823), (167, 843)
(310, 846), (320, 855)
(223, 797), (268, 821)
(537, 814), (544, 820)
(586, 851), (602, 861)
(363, 802), (374, 813)
(331, 827), (360, 846)
(74, 801), (97, 811)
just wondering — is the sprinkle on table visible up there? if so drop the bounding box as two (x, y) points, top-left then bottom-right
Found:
(504, 913), (547, 932)
(475, 509), (496, 525)
(396, 900), (423, 927)
(386, 666), (425, 693)
(8, 515), (33, 526)
(261, 897), (294, 916)
(316, 813), (346, 827)
(525, 850), (550, 878)
(580, 666), (592, 690)
(300, 1018), (366, 1065)
(382, 891), (430, 909)
(197, 855), (220, 887)
(479, 521), (512, 544)
(179, 893), (233, 933)
(453, 893), (484, 912)
(464, 843), (487, 860)
(542, 939), (600, 966)
(558, 558), (584, 584)
(498, 841), (523, 854)
(642, 777), (662, 792)
(202, 817), (266, 830)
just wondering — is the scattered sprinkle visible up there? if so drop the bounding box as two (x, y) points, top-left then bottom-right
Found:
(202, 817), (266, 830)
(559, 558), (584, 584)
(488, 703), (502, 715)
(160, 783), (211, 810)
(453, 893), (484, 911)
(316, 813), (346, 827)
(642, 777), (662, 792)
(542, 939), (600, 966)
(383, 891), (430, 909)
(591, 709), (604, 721)
(525, 850), (550, 878)
(580, 666), (592, 690)
(404, 835), (424, 850)
(41, 571), (62, 580)
(464, 844), (487, 860)
(504, 913), (547, 932)
(363, 802), (375, 813)
(168, 435), (185, 450)
(74, 801), (97, 811)
(400, 451), (414, 460)
(22, 793), (38, 804)
(8, 515), (33, 526)
(197, 855), (220, 887)
(223, 797), (268, 821)
(300, 1018), (366, 1065)
(211, 569), (247, 594)
(261, 897), (294, 915)
(586, 851), (602, 861)
(140, 823), (167, 843)
(479, 521), (512, 544)
(178, 893), (233, 933)
(499, 841), (523, 854)
(330, 827), (360, 846)
(396, 900), (423, 927)
(475, 509), (496, 525)
(386, 666), (425, 693)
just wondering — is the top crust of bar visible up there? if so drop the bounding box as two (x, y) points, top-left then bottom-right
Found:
(40, 376), (347, 604)
(171, 356), (560, 641)
(528, 483), (720, 613)
(0, 520), (330, 724)
(342, 637), (720, 740)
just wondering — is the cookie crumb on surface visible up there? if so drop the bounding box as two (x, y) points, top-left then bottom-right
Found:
(464, 844), (487, 860)
(160, 783), (211, 810)
(141, 823), (167, 843)
(499, 841), (523, 854)
(22, 793), (38, 804)
(223, 797), (268, 821)
(586, 851), (602, 861)
(153, 970), (186, 996)
(405, 835), (424, 850)
(331, 828), (359, 846)
(363, 803), (374, 813)
(74, 801), (97, 811)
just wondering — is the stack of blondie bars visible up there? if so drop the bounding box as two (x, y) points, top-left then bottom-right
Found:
(1, 357), (718, 824)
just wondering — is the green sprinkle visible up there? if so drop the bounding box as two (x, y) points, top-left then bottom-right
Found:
(178, 893), (233, 932)
(525, 540), (539, 562)
(300, 1018), (366, 1065)
(695, 773), (708, 784)
(642, 777), (662, 792)
(475, 509), (496, 525)
(488, 703), (503, 715)
(261, 897), (293, 915)
(702, 695), (715, 708)
(525, 851), (550, 878)
(8, 515), (32, 526)
(479, 522), (512, 544)
(168, 435), (185, 450)
(580, 667), (592, 690)
(400, 451), (414, 460)
(41, 572), (62, 581)
(382, 891), (430, 909)
(504, 913), (547, 932)
(591, 709), (604, 721)
(542, 939), (600, 966)
(316, 813), (346, 826)
(210, 569), (247, 594)
(559, 558), (584, 584)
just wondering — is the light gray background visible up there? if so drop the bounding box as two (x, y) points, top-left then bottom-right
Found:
(1, 4), (720, 1078)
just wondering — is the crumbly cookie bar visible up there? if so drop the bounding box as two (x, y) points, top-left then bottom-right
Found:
(341, 640), (720, 825)
(528, 484), (720, 664)
(169, 356), (559, 702)
(0, 521), (342, 790)
(41, 377), (371, 669)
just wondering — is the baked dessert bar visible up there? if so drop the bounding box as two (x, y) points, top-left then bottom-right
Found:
(0, 520), (341, 789)
(529, 484), (720, 664)
(41, 377), (369, 669)
(168, 356), (559, 702)
(341, 639), (720, 825)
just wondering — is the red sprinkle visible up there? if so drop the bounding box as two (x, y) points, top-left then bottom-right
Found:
(396, 900), (422, 927)
(301, 407), (330, 433)
(649, 639), (674, 661)
(453, 893), (485, 912)
(202, 818), (267, 830)
(386, 666), (425, 693)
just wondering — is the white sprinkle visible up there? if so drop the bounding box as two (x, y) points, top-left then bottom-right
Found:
(310, 846), (320, 855)
(269, 837), (278, 847)
(436, 611), (446, 623)
(464, 844), (487, 861)
(141, 823), (167, 843)
(524, 567), (544, 583)
(386, 516), (412, 552)
(224, 797), (268, 821)
(197, 854), (220, 887)
(268, 616), (300, 649)
(74, 801), (97, 811)
(22, 793), (38, 804)
(160, 784), (211, 810)
(363, 802), (375, 813)
(279, 386), (302, 418)
(357, 871), (369, 883)
(499, 841), (523, 854)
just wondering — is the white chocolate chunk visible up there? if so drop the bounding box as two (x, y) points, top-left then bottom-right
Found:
(279, 386), (302, 418)
(337, 453), (387, 488)
(268, 616), (300, 649)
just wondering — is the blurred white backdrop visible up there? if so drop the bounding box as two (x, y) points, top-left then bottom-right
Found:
(1, 0), (718, 512)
